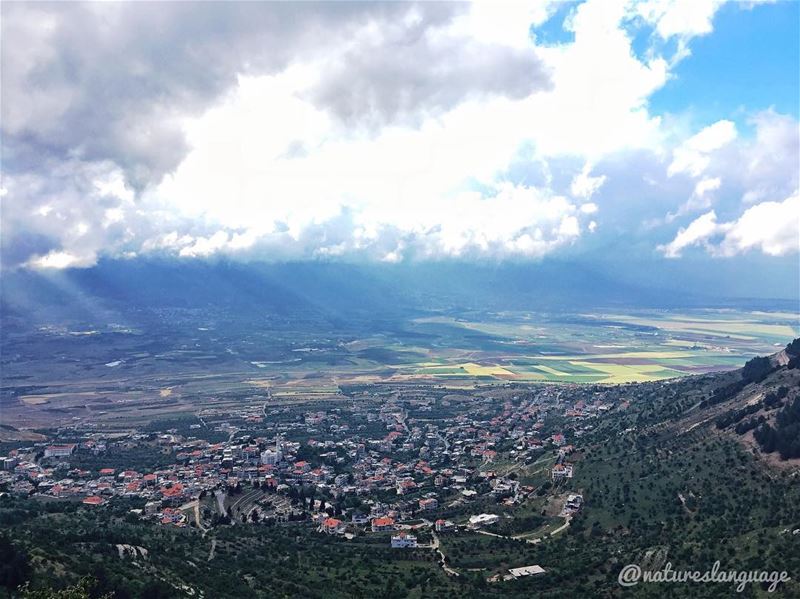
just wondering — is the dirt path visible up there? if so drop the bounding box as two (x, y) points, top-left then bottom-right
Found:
(431, 533), (459, 577)
(476, 515), (572, 545)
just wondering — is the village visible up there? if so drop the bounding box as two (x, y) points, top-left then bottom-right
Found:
(0, 383), (615, 576)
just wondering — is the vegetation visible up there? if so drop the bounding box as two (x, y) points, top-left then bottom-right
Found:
(2, 340), (798, 597)
(754, 396), (800, 459)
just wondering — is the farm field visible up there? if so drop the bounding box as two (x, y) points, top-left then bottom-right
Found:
(391, 309), (799, 384)
(1, 306), (797, 429)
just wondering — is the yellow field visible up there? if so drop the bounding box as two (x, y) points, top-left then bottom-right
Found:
(460, 362), (516, 377)
(534, 364), (570, 377)
(569, 361), (669, 383)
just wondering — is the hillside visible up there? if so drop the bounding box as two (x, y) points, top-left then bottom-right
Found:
(1, 343), (798, 598)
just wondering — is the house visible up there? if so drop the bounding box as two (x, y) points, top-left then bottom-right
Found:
(390, 532), (417, 548)
(82, 496), (105, 506)
(396, 479), (416, 495)
(435, 519), (454, 532)
(322, 517), (345, 535)
(551, 463), (574, 481)
(508, 565), (545, 578)
(468, 513), (499, 528)
(160, 483), (186, 505)
(371, 516), (395, 532)
(419, 498), (438, 511)
(351, 512), (370, 525)
(565, 493), (583, 512)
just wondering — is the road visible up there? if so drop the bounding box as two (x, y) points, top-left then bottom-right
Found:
(474, 515), (573, 545)
(262, 388), (272, 419)
(179, 499), (209, 533)
(431, 532), (460, 577)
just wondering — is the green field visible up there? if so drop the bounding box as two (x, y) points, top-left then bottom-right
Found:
(389, 309), (799, 384)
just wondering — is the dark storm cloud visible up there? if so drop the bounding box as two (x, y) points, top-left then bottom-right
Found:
(305, 15), (552, 128)
(0, 2), (467, 185)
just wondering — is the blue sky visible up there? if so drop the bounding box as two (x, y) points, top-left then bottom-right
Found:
(649, 0), (800, 123)
(1, 0), (798, 298)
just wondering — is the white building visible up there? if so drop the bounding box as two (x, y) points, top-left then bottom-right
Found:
(390, 532), (418, 548)
(468, 513), (500, 528)
(509, 565), (545, 578)
(261, 435), (284, 466)
(44, 444), (76, 458)
(551, 463), (574, 481)
(565, 493), (583, 511)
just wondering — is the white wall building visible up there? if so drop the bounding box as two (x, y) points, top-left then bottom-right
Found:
(468, 513), (500, 528)
(390, 533), (417, 548)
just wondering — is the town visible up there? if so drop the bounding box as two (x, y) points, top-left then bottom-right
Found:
(0, 381), (624, 580)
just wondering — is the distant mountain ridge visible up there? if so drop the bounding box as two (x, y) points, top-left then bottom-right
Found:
(3, 260), (797, 329)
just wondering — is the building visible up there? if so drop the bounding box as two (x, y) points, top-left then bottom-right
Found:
(419, 498), (438, 511)
(508, 565), (545, 578)
(1, 456), (19, 471)
(260, 449), (282, 466)
(351, 512), (370, 525)
(468, 513), (500, 528)
(390, 532), (417, 548)
(371, 516), (395, 532)
(322, 517), (345, 534)
(261, 435), (284, 465)
(44, 444), (77, 459)
(551, 463), (574, 481)
(435, 519), (454, 532)
(565, 493), (583, 512)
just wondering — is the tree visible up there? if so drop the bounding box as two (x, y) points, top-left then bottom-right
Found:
(0, 535), (30, 591)
(20, 577), (112, 599)
(742, 356), (772, 383)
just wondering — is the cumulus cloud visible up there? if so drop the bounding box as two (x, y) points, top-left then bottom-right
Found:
(570, 164), (608, 199)
(305, 12), (551, 129)
(1, 2), (471, 183)
(659, 193), (800, 258)
(658, 210), (723, 257)
(717, 193), (800, 257)
(1, 0), (796, 270)
(668, 120), (737, 177)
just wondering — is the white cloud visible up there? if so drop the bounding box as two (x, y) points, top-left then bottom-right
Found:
(717, 193), (800, 257)
(668, 120), (737, 177)
(636, 0), (724, 40)
(2, 0), (796, 270)
(571, 164), (608, 199)
(658, 210), (722, 257)
(693, 176), (721, 198)
(25, 250), (95, 270)
(659, 193), (800, 258)
(665, 176), (722, 221)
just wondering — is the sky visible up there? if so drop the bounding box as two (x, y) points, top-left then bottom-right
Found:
(1, 0), (798, 295)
